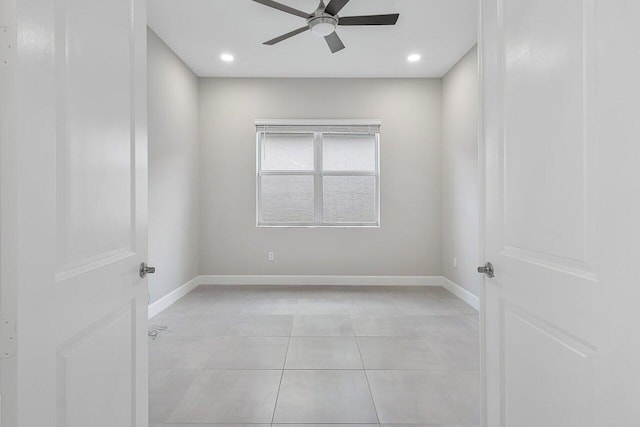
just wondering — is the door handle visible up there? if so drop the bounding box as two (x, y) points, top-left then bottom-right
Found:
(140, 262), (156, 278)
(477, 262), (494, 278)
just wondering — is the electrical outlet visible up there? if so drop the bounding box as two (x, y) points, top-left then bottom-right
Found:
(268, 251), (274, 262)
(453, 257), (457, 268)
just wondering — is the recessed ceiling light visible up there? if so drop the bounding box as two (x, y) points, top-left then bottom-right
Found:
(220, 53), (234, 62)
(407, 54), (421, 63)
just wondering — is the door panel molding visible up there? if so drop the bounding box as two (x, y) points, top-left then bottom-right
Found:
(502, 303), (595, 427)
(497, 0), (597, 269)
(54, 0), (136, 271)
(55, 248), (136, 282)
(500, 246), (596, 281)
(56, 301), (138, 427)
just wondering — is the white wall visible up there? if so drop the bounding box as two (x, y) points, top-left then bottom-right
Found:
(442, 45), (480, 296)
(147, 28), (200, 302)
(199, 78), (442, 276)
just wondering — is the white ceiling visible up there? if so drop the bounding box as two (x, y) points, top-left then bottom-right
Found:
(148, 0), (478, 78)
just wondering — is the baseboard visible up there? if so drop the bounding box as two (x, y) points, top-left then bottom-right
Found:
(198, 275), (442, 286)
(148, 275), (479, 317)
(148, 276), (201, 319)
(441, 277), (480, 311)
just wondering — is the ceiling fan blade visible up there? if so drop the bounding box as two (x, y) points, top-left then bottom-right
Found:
(263, 25), (310, 45)
(252, 0), (310, 19)
(338, 14), (400, 26)
(325, 31), (345, 53)
(324, 0), (350, 16)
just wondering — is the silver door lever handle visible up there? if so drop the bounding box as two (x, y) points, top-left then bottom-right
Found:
(477, 262), (494, 278)
(140, 263), (156, 278)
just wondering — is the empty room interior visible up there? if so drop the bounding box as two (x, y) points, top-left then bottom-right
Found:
(146, 0), (481, 425)
(5, 0), (640, 424)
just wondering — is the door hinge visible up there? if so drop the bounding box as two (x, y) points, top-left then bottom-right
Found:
(0, 319), (16, 359)
(0, 26), (9, 103)
(0, 26), (9, 69)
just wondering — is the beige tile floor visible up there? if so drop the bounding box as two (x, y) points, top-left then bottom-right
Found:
(149, 285), (480, 427)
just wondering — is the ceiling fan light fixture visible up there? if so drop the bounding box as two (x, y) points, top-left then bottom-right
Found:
(309, 16), (338, 37)
(253, 0), (400, 54)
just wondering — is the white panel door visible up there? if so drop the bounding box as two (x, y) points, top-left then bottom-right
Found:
(481, 0), (640, 425)
(1, 0), (149, 425)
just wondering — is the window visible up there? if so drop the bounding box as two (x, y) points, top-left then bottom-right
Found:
(256, 120), (380, 227)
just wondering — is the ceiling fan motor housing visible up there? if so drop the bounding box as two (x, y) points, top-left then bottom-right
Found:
(308, 15), (338, 37)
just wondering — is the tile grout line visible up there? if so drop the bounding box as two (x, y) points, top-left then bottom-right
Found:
(354, 334), (381, 425)
(270, 325), (293, 424)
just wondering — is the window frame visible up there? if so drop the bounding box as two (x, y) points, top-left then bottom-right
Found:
(256, 120), (380, 228)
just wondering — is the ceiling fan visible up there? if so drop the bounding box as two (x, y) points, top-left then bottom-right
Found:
(252, 0), (400, 54)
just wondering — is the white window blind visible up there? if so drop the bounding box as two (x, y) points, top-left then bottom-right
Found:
(256, 120), (380, 227)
